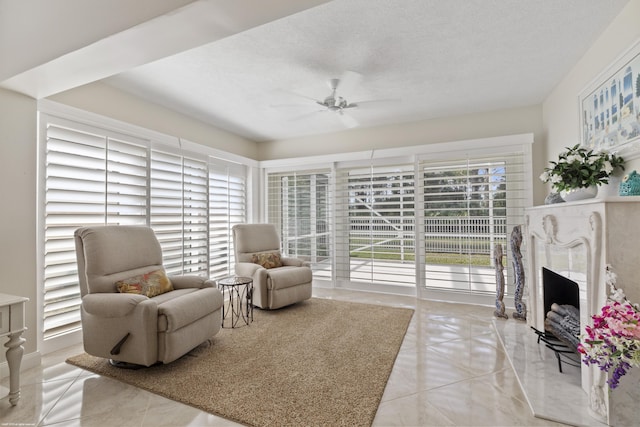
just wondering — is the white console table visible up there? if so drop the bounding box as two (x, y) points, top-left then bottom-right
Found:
(0, 293), (28, 406)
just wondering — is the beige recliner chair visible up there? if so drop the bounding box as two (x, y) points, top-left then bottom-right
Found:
(74, 225), (223, 367)
(232, 223), (312, 309)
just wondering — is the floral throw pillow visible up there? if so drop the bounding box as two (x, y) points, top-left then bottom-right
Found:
(251, 252), (283, 269)
(115, 269), (174, 298)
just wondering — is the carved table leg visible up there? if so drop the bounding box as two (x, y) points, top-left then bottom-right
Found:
(5, 331), (25, 405)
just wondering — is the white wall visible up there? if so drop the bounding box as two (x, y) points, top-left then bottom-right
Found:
(0, 88), (38, 361)
(259, 105), (546, 204)
(543, 0), (640, 184)
(49, 82), (259, 159)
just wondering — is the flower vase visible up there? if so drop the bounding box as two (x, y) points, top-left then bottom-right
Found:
(560, 186), (598, 202)
(597, 170), (624, 199)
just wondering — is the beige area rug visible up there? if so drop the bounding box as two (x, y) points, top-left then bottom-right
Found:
(66, 298), (413, 427)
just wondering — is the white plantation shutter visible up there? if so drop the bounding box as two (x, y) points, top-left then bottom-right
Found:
(208, 169), (229, 279)
(40, 113), (249, 349)
(182, 157), (209, 275)
(150, 149), (184, 274)
(150, 151), (212, 276)
(43, 118), (149, 340)
(209, 159), (246, 280)
(263, 140), (530, 297)
(266, 169), (332, 279)
(228, 173), (246, 228)
(334, 163), (416, 287)
(106, 138), (148, 225)
(44, 123), (105, 339)
(420, 151), (526, 294)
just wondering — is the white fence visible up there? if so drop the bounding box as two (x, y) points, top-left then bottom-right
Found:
(282, 216), (507, 266)
(350, 216), (506, 259)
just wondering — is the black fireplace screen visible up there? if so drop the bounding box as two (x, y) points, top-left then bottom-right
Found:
(542, 267), (580, 315)
(532, 267), (582, 372)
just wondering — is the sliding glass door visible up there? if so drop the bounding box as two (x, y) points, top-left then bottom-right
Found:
(264, 140), (530, 297)
(420, 152), (526, 294)
(267, 170), (332, 279)
(335, 163), (415, 287)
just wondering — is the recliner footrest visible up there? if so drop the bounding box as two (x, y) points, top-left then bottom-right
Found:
(267, 266), (313, 290)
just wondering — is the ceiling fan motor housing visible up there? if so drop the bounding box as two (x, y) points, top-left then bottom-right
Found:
(321, 95), (348, 110)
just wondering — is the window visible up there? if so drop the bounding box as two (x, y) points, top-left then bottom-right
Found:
(42, 119), (150, 341)
(267, 169), (331, 279)
(150, 151), (210, 275)
(264, 135), (531, 299)
(209, 159), (246, 280)
(40, 113), (247, 349)
(335, 163), (416, 287)
(420, 151), (526, 294)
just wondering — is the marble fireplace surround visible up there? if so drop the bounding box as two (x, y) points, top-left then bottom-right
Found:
(510, 199), (640, 426)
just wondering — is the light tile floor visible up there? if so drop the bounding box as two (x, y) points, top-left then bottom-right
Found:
(0, 289), (569, 426)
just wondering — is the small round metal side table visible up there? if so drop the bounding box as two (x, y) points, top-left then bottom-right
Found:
(217, 276), (253, 328)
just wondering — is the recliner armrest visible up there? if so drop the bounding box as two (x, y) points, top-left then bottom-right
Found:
(281, 256), (311, 268)
(169, 275), (215, 289)
(82, 293), (151, 317)
(235, 262), (263, 277)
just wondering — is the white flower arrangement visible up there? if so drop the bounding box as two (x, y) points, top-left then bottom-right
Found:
(539, 144), (624, 193)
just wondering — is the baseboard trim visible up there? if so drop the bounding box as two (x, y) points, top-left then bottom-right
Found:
(0, 350), (42, 380)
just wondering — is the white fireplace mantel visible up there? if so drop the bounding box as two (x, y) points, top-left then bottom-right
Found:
(525, 198), (640, 426)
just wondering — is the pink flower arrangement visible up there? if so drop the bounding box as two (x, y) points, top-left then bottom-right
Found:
(578, 265), (640, 389)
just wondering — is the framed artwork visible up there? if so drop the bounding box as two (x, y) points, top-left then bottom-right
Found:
(579, 38), (640, 154)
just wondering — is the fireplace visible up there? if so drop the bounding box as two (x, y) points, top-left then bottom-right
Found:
(524, 199), (640, 426)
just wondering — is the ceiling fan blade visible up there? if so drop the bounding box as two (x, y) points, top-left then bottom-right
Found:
(276, 89), (321, 103)
(270, 102), (321, 110)
(335, 70), (363, 95)
(348, 99), (401, 109)
(287, 109), (326, 122)
(338, 112), (359, 128)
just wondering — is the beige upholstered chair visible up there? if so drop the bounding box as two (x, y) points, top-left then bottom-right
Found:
(74, 225), (223, 367)
(232, 223), (312, 309)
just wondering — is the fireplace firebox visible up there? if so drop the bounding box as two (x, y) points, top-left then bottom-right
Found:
(531, 267), (582, 372)
(542, 267), (579, 317)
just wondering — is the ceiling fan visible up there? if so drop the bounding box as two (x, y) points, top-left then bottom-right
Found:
(274, 71), (392, 129)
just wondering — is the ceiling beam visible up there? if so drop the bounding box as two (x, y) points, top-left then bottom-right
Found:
(0, 0), (330, 99)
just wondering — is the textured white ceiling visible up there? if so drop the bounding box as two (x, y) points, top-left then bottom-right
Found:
(105, 0), (630, 142)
